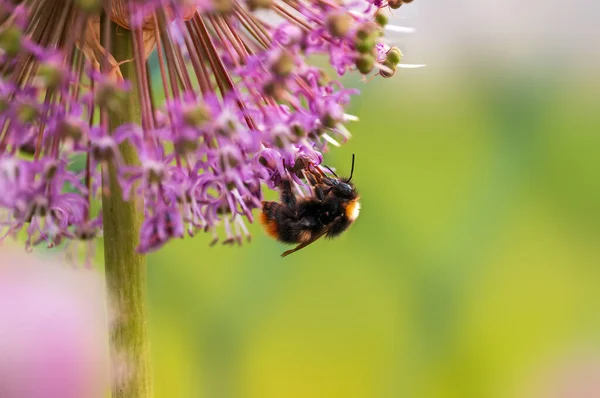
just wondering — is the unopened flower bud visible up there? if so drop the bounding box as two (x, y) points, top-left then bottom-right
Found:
(95, 84), (128, 114)
(355, 37), (376, 54)
(263, 80), (287, 100)
(59, 118), (85, 142)
(375, 10), (388, 27)
(355, 22), (380, 41)
(211, 0), (233, 13)
(174, 137), (199, 155)
(17, 104), (39, 124)
(271, 51), (295, 77)
(0, 26), (22, 57)
(355, 53), (375, 74)
(183, 103), (210, 127)
(386, 46), (403, 66)
(247, 0), (272, 11)
(326, 12), (354, 38)
(37, 62), (66, 89)
(387, 0), (403, 9)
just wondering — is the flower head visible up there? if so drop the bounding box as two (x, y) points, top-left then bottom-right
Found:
(0, 0), (418, 255)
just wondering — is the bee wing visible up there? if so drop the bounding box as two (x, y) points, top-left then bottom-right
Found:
(280, 219), (338, 258)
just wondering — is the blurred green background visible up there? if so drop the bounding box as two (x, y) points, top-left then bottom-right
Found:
(144, 2), (600, 397)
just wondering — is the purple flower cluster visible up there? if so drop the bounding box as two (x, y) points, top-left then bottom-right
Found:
(0, 0), (415, 255)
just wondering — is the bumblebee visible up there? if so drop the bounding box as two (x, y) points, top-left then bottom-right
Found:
(260, 155), (360, 257)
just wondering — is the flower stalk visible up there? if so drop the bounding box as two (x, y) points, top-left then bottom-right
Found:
(101, 19), (151, 398)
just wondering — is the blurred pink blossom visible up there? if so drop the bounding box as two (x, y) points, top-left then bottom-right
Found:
(0, 250), (111, 398)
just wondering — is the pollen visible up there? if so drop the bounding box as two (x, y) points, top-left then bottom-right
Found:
(299, 230), (312, 243)
(346, 199), (361, 221)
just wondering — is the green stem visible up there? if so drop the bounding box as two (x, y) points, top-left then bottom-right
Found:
(102, 23), (151, 398)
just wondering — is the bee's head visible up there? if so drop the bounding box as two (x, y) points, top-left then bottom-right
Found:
(325, 178), (356, 199)
(321, 154), (357, 199)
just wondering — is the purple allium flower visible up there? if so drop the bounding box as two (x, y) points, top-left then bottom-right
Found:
(0, 0), (418, 255)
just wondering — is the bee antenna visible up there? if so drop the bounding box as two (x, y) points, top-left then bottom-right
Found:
(324, 165), (339, 179)
(347, 154), (355, 182)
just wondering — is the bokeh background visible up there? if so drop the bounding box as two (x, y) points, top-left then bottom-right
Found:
(146, 1), (600, 397)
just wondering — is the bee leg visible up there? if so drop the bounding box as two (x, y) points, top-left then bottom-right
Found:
(279, 179), (297, 211)
(314, 186), (325, 201)
(314, 166), (329, 179)
(305, 170), (320, 186)
(281, 241), (311, 257)
(280, 225), (332, 257)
